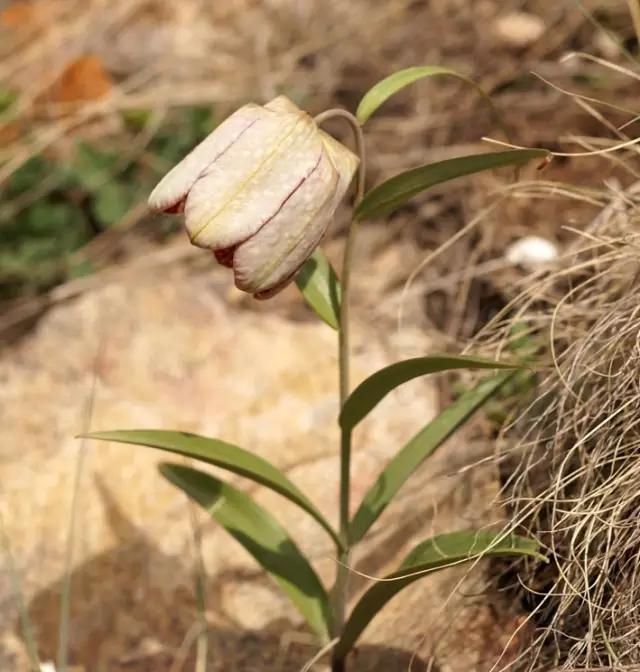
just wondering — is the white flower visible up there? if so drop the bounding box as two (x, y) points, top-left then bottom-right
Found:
(149, 96), (359, 298)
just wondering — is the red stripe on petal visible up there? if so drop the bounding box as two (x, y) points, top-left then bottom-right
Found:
(253, 152), (323, 237)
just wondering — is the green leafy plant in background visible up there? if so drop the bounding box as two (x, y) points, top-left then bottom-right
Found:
(0, 105), (215, 301)
(86, 67), (547, 671)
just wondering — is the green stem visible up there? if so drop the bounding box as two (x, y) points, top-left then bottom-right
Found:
(332, 431), (352, 632)
(314, 108), (366, 670)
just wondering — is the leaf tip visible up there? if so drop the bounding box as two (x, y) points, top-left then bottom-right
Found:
(157, 461), (175, 478)
(355, 107), (370, 125)
(79, 433), (109, 443)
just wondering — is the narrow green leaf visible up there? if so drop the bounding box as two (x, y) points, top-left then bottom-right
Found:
(335, 529), (544, 657)
(340, 355), (522, 433)
(161, 463), (332, 640)
(84, 429), (342, 550)
(357, 65), (498, 125)
(355, 149), (548, 220)
(295, 250), (341, 330)
(349, 371), (515, 544)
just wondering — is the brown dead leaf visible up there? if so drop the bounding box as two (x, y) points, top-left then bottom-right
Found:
(0, 121), (21, 145)
(0, 1), (38, 30)
(44, 54), (114, 106)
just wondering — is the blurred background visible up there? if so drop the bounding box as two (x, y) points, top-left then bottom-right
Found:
(1, 0), (637, 339)
(0, 1), (638, 671)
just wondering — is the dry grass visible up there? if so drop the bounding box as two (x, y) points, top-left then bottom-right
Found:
(472, 134), (640, 669)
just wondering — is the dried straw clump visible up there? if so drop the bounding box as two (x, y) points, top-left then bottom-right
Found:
(479, 183), (640, 671)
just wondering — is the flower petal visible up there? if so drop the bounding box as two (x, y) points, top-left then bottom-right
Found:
(264, 95), (302, 114)
(319, 130), (360, 195)
(148, 103), (268, 213)
(149, 94), (360, 301)
(184, 107), (322, 251)
(232, 137), (357, 297)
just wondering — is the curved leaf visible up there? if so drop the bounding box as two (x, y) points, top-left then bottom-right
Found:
(295, 250), (341, 330)
(349, 371), (515, 544)
(340, 355), (521, 433)
(356, 65), (500, 126)
(355, 149), (548, 220)
(335, 530), (544, 657)
(84, 429), (342, 550)
(161, 463), (332, 640)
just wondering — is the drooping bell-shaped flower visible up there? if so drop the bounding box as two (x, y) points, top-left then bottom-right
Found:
(149, 96), (359, 298)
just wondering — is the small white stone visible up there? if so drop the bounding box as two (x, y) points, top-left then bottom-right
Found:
(506, 236), (559, 268)
(494, 12), (545, 48)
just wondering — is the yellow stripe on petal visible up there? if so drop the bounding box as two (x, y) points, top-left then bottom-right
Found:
(233, 130), (358, 296)
(148, 103), (267, 213)
(233, 152), (339, 295)
(186, 110), (321, 251)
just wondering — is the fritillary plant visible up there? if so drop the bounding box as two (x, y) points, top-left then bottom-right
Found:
(85, 67), (547, 671)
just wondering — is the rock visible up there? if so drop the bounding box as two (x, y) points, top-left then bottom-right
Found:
(505, 235), (558, 269)
(493, 12), (545, 49)
(0, 253), (506, 671)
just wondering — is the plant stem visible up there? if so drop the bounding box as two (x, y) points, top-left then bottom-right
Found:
(58, 344), (101, 672)
(332, 658), (346, 672)
(314, 108), (366, 671)
(628, 0), (640, 47)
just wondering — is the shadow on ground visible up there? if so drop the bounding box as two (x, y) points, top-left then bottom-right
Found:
(11, 478), (430, 671)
